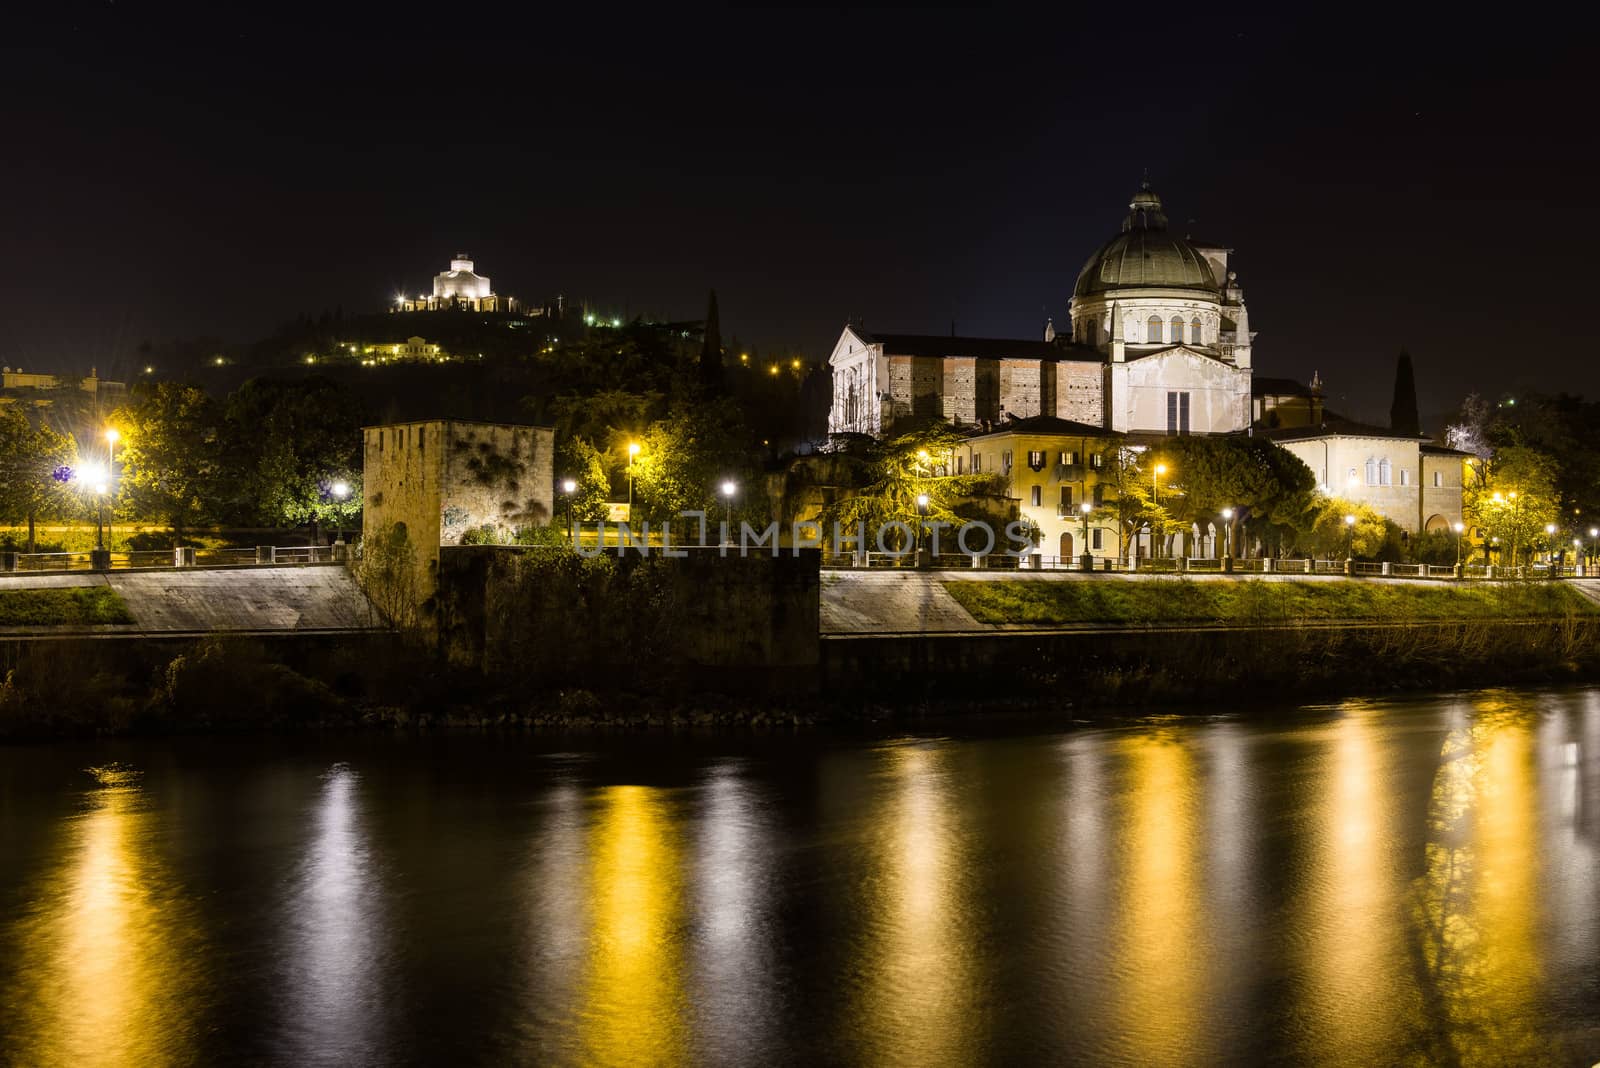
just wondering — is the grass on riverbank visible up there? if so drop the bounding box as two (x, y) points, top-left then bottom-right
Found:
(943, 577), (1598, 626)
(0, 587), (134, 626)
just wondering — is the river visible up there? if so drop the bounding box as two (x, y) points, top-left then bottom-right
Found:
(0, 688), (1596, 1066)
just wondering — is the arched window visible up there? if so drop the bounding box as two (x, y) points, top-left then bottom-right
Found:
(1171, 316), (1185, 344)
(1379, 458), (1392, 486)
(1191, 317), (1203, 344)
(1147, 315), (1163, 343)
(1365, 458), (1377, 485)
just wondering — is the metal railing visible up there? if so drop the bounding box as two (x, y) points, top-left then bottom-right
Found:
(0, 544), (345, 575)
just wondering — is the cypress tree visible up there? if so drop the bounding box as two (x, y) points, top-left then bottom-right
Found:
(699, 288), (723, 388)
(1389, 349), (1420, 436)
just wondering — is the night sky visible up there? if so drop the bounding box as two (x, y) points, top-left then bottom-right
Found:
(3, 9), (1594, 427)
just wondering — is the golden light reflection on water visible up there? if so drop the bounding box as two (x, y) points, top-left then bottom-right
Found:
(1110, 731), (1204, 1063)
(7, 765), (200, 1068)
(1302, 707), (1416, 1059)
(577, 784), (688, 1067)
(1408, 702), (1557, 1066)
(855, 743), (977, 1067)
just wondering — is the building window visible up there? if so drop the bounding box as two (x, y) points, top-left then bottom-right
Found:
(1092, 528), (1103, 550)
(1171, 316), (1185, 344)
(1060, 485), (1073, 511)
(1349, 467), (1358, 484)
(1191, 317), (1202, 343)
(1147, 315), (1163, 344)
(1090, 452), (1104, 468)
(1399, 468), (1409, 486)
(1002, 450), (1013, 475)
(1166, 391), (1191, 434)
(1031, 485), (1042, 507)
(1365, 458), (1378, 485)
(1060, 450), (1077, 466)
(1433, 470), (1441, 487)
(418, 427), (426, 453)
(1027, 450), (1046, 471)
(973, 454), (982, 473)
(956, 455), (964, 475)
(1093, 483), (1106, 507)
(1379, 458), (1392, 486)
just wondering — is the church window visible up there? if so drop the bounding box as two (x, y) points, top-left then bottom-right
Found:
(1171, 316), (1185, 344)
(1166, 392), (1191, 434)
(1147, 315), (1163, 344)
(1191, 317), (1202, 343)
(1379, 458), (1392, 486)
(1031, 486), (1042, 507)
(1365, 458), (1377, 485)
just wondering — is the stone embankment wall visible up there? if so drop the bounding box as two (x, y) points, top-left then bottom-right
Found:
(433, 546), (821, 694)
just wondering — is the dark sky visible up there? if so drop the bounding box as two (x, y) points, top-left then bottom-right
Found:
(3, 8), (1595, 426)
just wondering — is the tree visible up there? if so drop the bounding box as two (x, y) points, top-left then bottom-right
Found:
(1301, 497), (1389, 560)
(0, 407), (76, 552)
(220, 377), (364, 533)
(1389, 349), (1420, 437)
(1462, 444), (1559, 568)
(1164, 437), (1317, 557)
(554, 436), (611, 523)
(630, 396), (753, 523)
(699, 288), (723, 389)
(112, 383), (222, 542)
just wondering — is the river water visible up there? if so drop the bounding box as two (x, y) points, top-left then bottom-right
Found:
(0, 689), (1596, 1067)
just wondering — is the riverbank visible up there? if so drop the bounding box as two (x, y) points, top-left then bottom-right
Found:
(5, 610), (1600, 737)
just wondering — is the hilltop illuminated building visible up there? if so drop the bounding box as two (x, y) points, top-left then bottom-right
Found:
(394, 254), (520, 313)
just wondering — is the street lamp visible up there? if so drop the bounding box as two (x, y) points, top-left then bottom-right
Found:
(915, 493), (930, 565)
(560, 478), (578, 541)
(1220, 507), (1234, 563)
(1589, 526), (1598, 572)
(1078, 500), (1092, 569)
(720, 479), (737, 542)
(1152, 462), (1167, 559)
(627, 442), (641, 518)
(1453, 521), (1465, 571)
(330, 480), (351, 545)
(1344, 513), (1357, 568)
(104, 428), (119, 555)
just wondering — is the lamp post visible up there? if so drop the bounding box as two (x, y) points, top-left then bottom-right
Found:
(720, 479), (737, 543)
(627, 442), (641, 519)
(104, 428), (119, 556)
(329, 480), (351, 547)
(1589, 527), (1598, 575)
(1220, 507), (1234, 567)
(1344, 513), (1357, 574)
(1152, 462), (1166, 559)
(1078, 500), (1093, 571)
(916, 493), (930, 567)
(1453, 521), (1465, 577)
(561, 478), (577, 542)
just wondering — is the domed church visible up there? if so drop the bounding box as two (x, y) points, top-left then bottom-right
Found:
(827, 183), (1254, 437)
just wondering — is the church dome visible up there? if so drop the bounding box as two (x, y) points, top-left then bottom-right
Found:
(1073, 185), (1218, 298)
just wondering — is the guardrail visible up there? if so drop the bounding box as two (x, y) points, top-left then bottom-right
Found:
(0, 544), (346, 574)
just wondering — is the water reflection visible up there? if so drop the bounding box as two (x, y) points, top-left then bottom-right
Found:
(1109, 730), (1205, 1063)
(690, 763), (776, 1066)
(6, 764), (201, 1067)
(855, 742), (979, 1066)
(279, 763), (390, 1065)
(1407, 702), (1557, 1065)
(577, 784), (688, 1065)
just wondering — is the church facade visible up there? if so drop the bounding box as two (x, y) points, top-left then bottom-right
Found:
(828, 185), (1254, 438)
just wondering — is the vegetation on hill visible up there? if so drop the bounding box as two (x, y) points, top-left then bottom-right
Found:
(942, 577), (1595, 627)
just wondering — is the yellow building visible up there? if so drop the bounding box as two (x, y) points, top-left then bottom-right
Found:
(960, 416), (1124, 561)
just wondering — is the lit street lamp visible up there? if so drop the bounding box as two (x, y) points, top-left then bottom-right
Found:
(1344, 513), (1357, 571)
(1152, 462), (1167, 559)
(1220, 507), (1234, 564)
(627, 442), (641, 518)
(561, 478), (578, 541)
(104, 428), (119, 556)
(1078, 500), (1092, 570)
(1453, 521), (1465, 574)
(330, 480), (351, 545)
(916, 493), (930, 566)
(720, 479), (737, 543)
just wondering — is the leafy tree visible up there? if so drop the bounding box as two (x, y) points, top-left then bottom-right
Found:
(1301, 497), (1389, 559)
(1462, 444), (1560, 567)
(219, 378), (364, 534)
(1164, 436), (1317, 557)
(0, 407), (77, 552)
(630, 396), (753, 523)
(554, 436), (611, 523)
(1389, 349), (1420, 437)
(822, 422), (1010, 551)
(111, 383), (222, 542)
